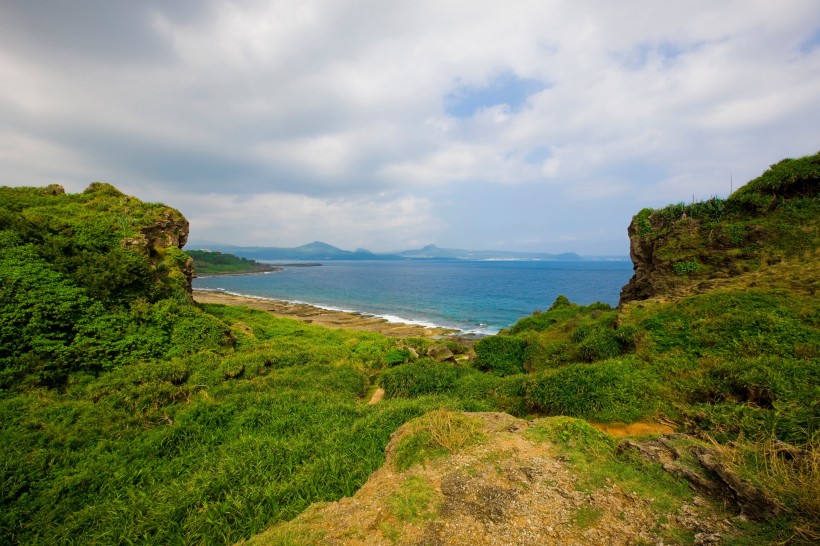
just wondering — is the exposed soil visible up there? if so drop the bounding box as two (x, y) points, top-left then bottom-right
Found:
(369, 388), (385, 405)
(592, 421), (675, 437)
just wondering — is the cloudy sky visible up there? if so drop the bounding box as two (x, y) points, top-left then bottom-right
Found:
(1, 1), (818, 255)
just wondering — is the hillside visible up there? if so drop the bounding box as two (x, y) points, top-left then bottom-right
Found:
(1, 153), (818, 546)
(189, 241), (621, 262)
(188, 249), (281, 276)
(0, 183), (229, 387)
(242, 152), (819, 545)
(620, 152), (819, 303)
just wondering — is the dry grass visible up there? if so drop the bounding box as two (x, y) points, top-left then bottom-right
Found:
(424, 408), (483, 452)
(718, 437), (820, 543)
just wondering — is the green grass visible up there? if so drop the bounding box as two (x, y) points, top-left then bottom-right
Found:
(393, 410), (484, 471)
(388, 476), (439, 522)
(2, 161), (818, 545)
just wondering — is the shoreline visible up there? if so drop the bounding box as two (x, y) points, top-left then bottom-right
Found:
(192, 289), (461, 338)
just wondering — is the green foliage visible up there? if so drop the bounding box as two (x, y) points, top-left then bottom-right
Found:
(380, 359), (465, 398)
(731, 151), (819, 208)
(636, 208), (653, 237)
(188, 249), (274, 276)
(384, 348), (413, 366)
(473, 335), (526, 376)
(506, 298), (631, 369)
(1, 183), (192, 306)
(525, 359), (659, 422)
(672, 259), (701, 276)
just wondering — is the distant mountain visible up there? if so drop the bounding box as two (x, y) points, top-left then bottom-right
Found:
(188, 241), (627, 261)
(396, 244), (587, 261)
(194, 241), (402, 261)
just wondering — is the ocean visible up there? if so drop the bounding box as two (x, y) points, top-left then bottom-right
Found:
(192, 260), (634, 335)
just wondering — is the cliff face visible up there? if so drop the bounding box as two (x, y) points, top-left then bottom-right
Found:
(619, 152), (820, 306)
(119, 205), (194, 294)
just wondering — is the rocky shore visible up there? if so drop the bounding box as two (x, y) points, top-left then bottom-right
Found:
(192, 290), (459, 338)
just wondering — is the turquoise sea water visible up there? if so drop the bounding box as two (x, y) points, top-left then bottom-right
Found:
(192, 260), (634, 335)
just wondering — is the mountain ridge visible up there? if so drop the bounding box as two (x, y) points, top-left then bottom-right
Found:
(188, 240), (627, 262)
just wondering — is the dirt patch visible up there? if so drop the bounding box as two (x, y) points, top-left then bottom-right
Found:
(592, 421), (676, 437)
(368, 388), (385, 405)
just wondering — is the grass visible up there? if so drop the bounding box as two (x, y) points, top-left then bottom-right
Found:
(393, 410), (484, 471)
(2, 162), (818, 544)
(718, 437), (820, 543)
(388, 476), (440, 522)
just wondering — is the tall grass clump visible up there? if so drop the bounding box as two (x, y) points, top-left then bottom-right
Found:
(525, 359), (659, 422)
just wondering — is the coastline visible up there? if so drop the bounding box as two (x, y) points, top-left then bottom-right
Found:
(194, 268), (282, 278)
(192, 289), (460, 338)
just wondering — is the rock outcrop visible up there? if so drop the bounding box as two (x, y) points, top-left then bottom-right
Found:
(120, 207), (194, 293)
(620, 151), (820, 306)
(617, 437), (781, 521)
(242, 413), (735, 546)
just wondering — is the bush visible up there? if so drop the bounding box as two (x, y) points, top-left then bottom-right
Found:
(380, 359), (464, 398)
(672, 259), (701, 276)
(473, 335), (526, 376)
(577, 329), (621, 362)
(525, 359), (658, 422)
(384, 348), (413, 367)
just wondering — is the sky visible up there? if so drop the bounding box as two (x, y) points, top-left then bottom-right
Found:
(1, 1), (818, 255)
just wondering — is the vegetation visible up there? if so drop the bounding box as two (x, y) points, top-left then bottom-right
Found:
(187, 249), (278, 276)
(1, 152), (818, 545)
(623, 151), (820, 300)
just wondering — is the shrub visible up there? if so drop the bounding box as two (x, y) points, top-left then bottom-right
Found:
(380, 359), (464, 398)
(384, 348), (413, 367)
(577, 329), (621, 362)
(672, 259), (701, 276)
(473, 335), (526, 376)
(525, 359), (657, 422)
(636, 208), (654, 237)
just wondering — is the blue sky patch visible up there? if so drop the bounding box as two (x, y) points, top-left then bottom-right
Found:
(524, 146), (552, 165)
(615, 40), (701, 70)
(445, 71), (548, 118)
(799, 28), (820, 55)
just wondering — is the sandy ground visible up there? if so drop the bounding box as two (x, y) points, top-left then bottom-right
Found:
(192, 289), (459, 338)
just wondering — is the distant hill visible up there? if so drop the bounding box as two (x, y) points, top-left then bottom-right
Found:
(188, 241), (626, 262)
(396, 244), (585, 261)
(195, 241), (402, 261)
(187, 249), (280, 276)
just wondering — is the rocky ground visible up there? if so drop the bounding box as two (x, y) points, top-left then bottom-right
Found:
(241, 412), (738, 546)
(192, 290), (459, 338)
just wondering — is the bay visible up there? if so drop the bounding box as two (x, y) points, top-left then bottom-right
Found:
(192, 260), (634, 335)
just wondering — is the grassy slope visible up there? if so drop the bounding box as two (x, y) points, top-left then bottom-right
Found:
(188, 249), (277, 276)
(2, 153), (818, 545)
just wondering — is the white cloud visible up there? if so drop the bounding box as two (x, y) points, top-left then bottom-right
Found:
(180, 190), (443, 252)
(0, 0), (818, 253)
